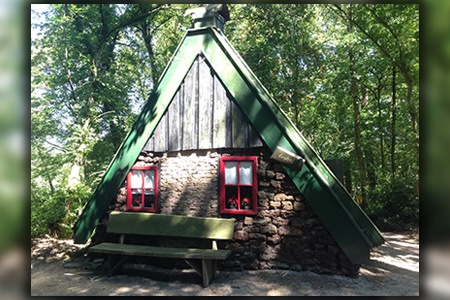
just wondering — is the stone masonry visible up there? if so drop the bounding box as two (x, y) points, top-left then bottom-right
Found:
(101, 147), (360, 277)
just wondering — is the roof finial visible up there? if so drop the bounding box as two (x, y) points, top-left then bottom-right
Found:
(184, 4), (230, 32)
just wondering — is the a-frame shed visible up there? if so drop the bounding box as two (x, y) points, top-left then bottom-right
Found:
(73, 7), (383, 265)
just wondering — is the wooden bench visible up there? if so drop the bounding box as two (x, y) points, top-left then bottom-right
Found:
(88, 211), (235, 287)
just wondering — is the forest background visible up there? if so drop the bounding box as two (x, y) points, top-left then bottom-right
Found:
(29, 3), (419, 239)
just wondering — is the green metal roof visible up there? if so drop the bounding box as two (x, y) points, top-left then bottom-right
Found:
(73, 27), (384, 264)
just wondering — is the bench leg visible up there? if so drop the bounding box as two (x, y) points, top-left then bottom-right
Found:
(108, 255), (129, 276)
(184, 259), (216, 287)
(212, 260), (217, 279)
(185, 259), (201, 276)
(201, 259), (214, 287)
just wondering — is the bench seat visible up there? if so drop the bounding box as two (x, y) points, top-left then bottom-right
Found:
(89, 242), (231, 260)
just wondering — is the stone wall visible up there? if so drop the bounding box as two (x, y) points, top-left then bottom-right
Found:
(101, 147), (360, 276)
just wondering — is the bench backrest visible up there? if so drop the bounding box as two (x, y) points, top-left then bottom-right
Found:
(107, 211), (235, 240)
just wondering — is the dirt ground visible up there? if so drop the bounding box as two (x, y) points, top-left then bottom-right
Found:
(30, 231), (419, 296)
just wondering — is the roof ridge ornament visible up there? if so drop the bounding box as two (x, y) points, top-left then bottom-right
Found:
(184, 4), (230, 32)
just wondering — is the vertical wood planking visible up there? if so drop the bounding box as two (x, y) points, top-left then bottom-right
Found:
(143, 135), (154, 152)
(212, 74), (227, 148)
(141, 55), (264, 153)
(249, 123), (264, 148)
(165, 97), (170, 152)
(225, 91), (232, 148)
(193, 57), (200, 149)
(179, 82), (185, 150)
(198, 56), (213, 149)
(168, 89), (181, 151)
(209, 69), (215, 148)
(231, 101), (247, 148)
(154, 113), (167, 152)
(183, 58), (197, 150)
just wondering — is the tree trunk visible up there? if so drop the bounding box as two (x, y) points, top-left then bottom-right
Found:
(135, 4), (161, 86)
(353, 79), (367, 206)
(377, 82), (385, 170)
(139, 22), (159, 85)
(365, 147), (377, 190)
(37, 147), (55, 194)
(348, 5), (367, 206)
(391, 65), (397, 182)
(404, 76), (419, 158)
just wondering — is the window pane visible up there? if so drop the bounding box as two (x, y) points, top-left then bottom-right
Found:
(130, 170), (142, 188)
(225, 161), (238, 184)
(144, 170), (155, 189)
(240, 161), (253, 185)
(131, 193), (141, 207)
(225, 186), (238, 208)
(240, 186), (253, 208)
(144, 194), (154, 208)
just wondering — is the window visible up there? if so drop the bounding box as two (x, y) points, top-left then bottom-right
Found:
(220, 156), (257, 215)
(126, 165), (158, 212)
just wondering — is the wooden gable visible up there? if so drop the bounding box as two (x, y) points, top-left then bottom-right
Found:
(144, 55), (263, 152)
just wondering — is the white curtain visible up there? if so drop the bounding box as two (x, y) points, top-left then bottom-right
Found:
(131, 170), (154, 193)
(240, 161), (253, 185)
(144, 170), (155, 189)
(225, 162), (238, 184)
(130, 170), (142, 189)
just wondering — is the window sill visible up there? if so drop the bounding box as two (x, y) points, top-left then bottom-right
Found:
(220, 208), (257, 215)
(126, 208), (157, 213)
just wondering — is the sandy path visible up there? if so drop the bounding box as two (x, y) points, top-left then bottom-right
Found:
(30, 231), (419, 296)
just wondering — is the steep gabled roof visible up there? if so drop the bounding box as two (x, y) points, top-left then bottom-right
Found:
(73, 27), (384, 264)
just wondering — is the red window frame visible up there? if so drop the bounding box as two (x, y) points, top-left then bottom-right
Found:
(126, 165), (158, 212)
(219, 156), (258, 215)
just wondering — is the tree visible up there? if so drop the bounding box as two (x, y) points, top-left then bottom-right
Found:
(31, 4), (180, 237)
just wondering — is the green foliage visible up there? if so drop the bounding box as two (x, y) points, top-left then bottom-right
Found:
(31, 185), (65, 238)
(365, 177), (419, 232)
(31, 182), (92, 238)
